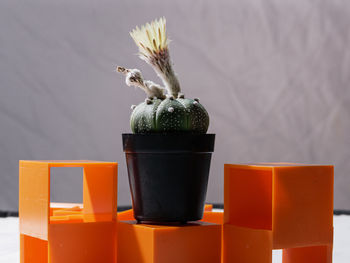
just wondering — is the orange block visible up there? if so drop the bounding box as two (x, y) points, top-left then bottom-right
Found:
(224, 165), (272, 230)
(20, 234), (48, 263)
(52, 210), (82, 216)
(19, 161), (50, 240)
(48, 222), (116, 263)
(117, 208), (134, 221)
(201, 211), (223, 225)
(223, 224), (272, 263)
(117, 220), (221, 263)
(224, 163), (334, 263)
(204, 204), (213, 211)
(272, 165), (333, 248)
(19, 160), (118, 263)
(282, 245), (333, 263)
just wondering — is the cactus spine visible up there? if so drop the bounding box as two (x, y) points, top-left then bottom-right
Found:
(117, 17), (209, 134)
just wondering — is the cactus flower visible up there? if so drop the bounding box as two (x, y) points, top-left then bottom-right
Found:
(130, 17), (180, 98)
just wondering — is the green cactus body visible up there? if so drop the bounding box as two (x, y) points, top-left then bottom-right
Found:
(177, 98), (210, 133)
(156, 98), (187, 132)
(130, 98), (209, 134)
(130, 99), (162, 133)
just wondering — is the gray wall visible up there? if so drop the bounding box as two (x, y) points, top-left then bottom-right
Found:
(1, 0), (350, 210)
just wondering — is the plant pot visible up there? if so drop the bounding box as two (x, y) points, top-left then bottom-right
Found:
(122, 133), (215, 223)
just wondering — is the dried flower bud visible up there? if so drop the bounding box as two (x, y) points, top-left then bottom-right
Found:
(166, 94), (174, 100)
(145, 98), (153, 104)
(116, 66), (129, 74)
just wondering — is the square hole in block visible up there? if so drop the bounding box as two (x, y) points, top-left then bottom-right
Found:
(50, 167), (84, 222)
(272, 249), (282, 263)
(50, 167), (83, 204)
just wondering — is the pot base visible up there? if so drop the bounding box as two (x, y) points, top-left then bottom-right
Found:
(136, 219), (189, 225)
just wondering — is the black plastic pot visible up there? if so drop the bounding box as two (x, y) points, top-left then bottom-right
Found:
(122, 133), (215, 223)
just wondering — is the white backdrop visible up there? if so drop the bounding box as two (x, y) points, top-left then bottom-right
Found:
(1, 0), (350, 210)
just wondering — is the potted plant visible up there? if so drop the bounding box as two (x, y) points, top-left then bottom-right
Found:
(117, 17), (215, 223)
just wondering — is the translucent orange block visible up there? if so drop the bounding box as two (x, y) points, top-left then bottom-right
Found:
(48, 222), (116, 263)
(117, 220), (221, 263)
(19, 160), (118, 263)
(204, 204), (213, 211)
(223, 224), (272, 263)
(201, 211), (223, 224)
(116, 207), (224, 262)
(52, 210), (82, 216)
(224, 163), (334, 263)
(282, 245), (333, 263)
(20, 234), (48, 263)
(117, 209), (134, 221)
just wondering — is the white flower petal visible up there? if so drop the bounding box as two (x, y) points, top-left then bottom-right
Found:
(130, 17), (168, 55)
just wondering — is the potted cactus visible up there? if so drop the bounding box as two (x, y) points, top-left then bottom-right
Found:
(117, 17), (215, 223)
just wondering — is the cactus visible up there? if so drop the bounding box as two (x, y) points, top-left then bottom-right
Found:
(117, 17), (209, 134)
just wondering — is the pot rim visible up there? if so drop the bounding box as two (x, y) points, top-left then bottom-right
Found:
(122, 133), (215, 153)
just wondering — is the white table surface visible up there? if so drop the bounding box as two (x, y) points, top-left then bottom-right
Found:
(1, 215), (349, 263)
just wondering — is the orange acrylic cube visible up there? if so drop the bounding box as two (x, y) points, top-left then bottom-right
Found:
(117, 208), (134, 221)
(201, 211), (223, 225)
(19, 160), (118, 263)
(224, 163), (334, 263)
(223, 224), (272, 263)
(117, 220), (221, 263)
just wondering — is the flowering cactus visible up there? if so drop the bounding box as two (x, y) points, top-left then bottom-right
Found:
(117, 17), (209, 133)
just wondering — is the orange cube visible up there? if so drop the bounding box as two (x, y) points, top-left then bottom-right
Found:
(204, 204), (213, 211)
(283, 245), (333, 263)
(224, 163), (333, 263)
(19, 160), (118, 263)
(117, 220), (221, 263)
(201, 211), (223, 225)
(117, 209), (134, 221)
(223, 224), (272, 263)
